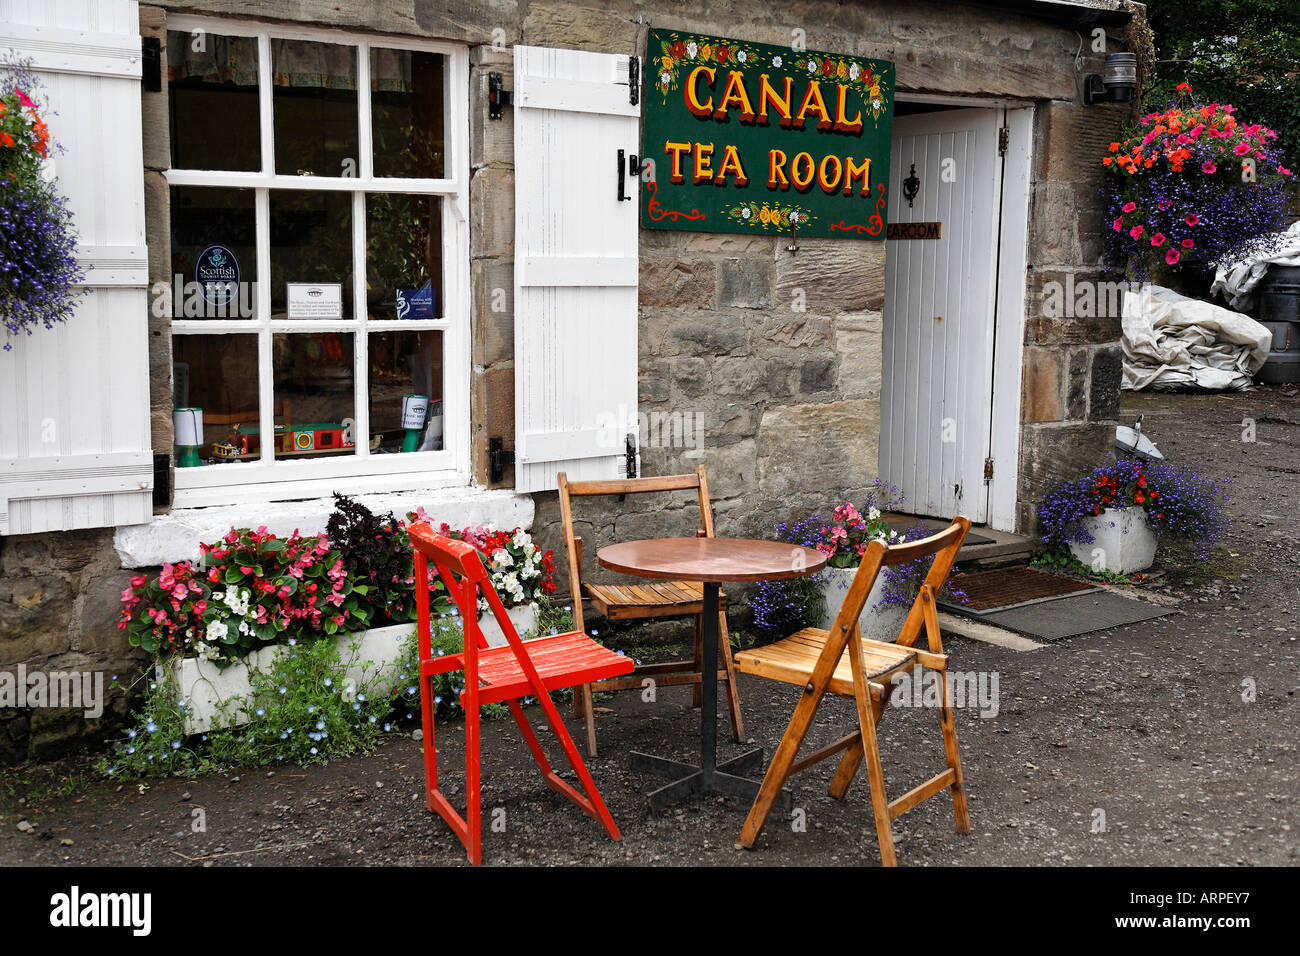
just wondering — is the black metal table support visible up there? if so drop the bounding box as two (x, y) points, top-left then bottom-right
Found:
(628, 582), (791, 811)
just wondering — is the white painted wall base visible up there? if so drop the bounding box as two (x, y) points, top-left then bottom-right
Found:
(816, 567), (909, 643)
(1068, 507), (1157, 574)
(115, 485), (534, 568)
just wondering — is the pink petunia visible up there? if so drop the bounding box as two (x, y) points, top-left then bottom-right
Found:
(1112, 218), (1124, 232)
(1185, 214), (1201, 227)
(1150, 233), (1166, 247)
(1122, 201), (1138, 213)
(1201, 161), (1217, 174)
(1165, 249), (1181, 266)
(1233, 142), (1250, 156)
(1279, 167), (1294, 176)
(1129, 225), (1145, 240)
(14, 89), (35, 109)
(1181, 239), (1194, 249)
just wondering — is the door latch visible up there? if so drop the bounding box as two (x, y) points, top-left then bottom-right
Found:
(489, 436), (515, 483)
(617, 149), (639, 201)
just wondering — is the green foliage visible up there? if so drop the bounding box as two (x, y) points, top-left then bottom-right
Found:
(1144, 0), (1300, 164)
(98, 637), (399, 779)
(1031, 547), (1136, 585)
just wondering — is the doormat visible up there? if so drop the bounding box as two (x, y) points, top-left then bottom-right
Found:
(970, 590), (1175, 642)
(942, 567), (1100, 614)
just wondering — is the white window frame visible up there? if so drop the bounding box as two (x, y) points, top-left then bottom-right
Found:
(165, 16), (470, 508)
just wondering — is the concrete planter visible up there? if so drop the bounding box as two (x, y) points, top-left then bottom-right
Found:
(159, 603), (538, 734)
(1068, 506), (1157, 574)
(816, 566), (909, 643)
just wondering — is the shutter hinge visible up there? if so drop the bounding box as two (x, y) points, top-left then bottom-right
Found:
(489, 436), (515, 483)
(141, 36), (162, 92)
(628, 55), (640, 106)
(984, 458), (994, 482)
(998, 127), (1009, 155)
(488, 72), (513, 121)
(625, 433), (638, 479)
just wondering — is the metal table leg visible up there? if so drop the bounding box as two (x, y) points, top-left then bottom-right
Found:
(629, 582), (790, 811)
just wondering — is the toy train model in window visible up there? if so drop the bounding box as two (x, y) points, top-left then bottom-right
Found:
(211, 422), (382, 460)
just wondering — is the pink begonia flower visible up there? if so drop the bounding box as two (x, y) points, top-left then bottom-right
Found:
(121, 587), (135, 602)
(130, 574), (146, 588)
(1185, 214), (1201, 226)
(1122, 201), (1137, 213)
(1112, 218), (1124, 232)
(172, 584), (189, 601)
(1201, 161), (1217, 174)
(1165, 249), (1181, 266)
(1129, 225), (1145, 240)
(1150, 233), (1166, 247)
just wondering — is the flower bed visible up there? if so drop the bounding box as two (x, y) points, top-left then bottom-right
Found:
(752, 482), (962, 640)
(1037, 457), (1230, 571)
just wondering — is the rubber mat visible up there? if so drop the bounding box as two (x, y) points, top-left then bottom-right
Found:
(971, 590), (1175, 641)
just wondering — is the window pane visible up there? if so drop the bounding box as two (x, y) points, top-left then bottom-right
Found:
(172, 334), (259, 466)
(270, 190), (353, 319)
(170, 186), (257, 320)
(272, 39), (358, 176)
(365, 194), (443, 321)
(368, 330), (444, 453)
(272, 333), (357, 459)
(371, 48), (445, 179)
(167, 30), (261, 171)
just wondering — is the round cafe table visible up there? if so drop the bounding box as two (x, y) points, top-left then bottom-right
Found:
(598, 537), (826, 810)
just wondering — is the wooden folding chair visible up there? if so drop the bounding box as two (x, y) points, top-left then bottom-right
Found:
(734, 516), (972, 866)
(557, 465), (745, 758)
(409, 521), (634, 865)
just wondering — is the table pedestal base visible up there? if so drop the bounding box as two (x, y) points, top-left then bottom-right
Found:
(630, 748), (792, 812)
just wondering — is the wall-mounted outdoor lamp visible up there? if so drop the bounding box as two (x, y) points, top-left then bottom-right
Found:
(1083, 52), (1138, 106)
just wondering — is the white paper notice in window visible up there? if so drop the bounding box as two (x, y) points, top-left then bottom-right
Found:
(286, 282), (344, 319)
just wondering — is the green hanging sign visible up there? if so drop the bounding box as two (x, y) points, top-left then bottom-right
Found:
(640, 29), (895, 239)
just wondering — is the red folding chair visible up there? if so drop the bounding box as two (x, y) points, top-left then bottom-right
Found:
(409, 521), (634, 864)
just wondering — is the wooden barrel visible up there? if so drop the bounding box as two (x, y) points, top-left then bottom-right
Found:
(1256, 265), (1300, 384)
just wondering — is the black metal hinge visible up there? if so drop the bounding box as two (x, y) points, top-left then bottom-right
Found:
(984, 458), (994, 482)
(489, 436), (515, 483)
(488, 72), (513, 120)
(153, 453), (171, 506)
(625, 434), (638, 479)
(998, 127), (1009, 155)
(628, 55), (640, 105)
(141, 36), (161, 92)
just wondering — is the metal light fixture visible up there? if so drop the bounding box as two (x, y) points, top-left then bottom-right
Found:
(1084, 52), (1138, 106)
(173, 407), (204, 468)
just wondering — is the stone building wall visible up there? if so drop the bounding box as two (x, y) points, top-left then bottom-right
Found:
(0, 0), (1142, 761)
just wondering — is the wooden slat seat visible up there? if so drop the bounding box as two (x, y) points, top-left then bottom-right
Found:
(420, 631), (633, 705)
(736, 628), (917, 696)
(585, 580), (729, 621)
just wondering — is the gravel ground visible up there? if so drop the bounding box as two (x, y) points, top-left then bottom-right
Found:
(2, 388), (1298, 867)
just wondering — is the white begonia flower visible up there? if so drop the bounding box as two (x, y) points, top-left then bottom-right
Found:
(207, 620), (229, 641)
(868, 506), (881, 520)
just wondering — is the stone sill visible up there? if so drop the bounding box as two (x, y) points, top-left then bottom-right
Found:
(113, 484), (535, 569)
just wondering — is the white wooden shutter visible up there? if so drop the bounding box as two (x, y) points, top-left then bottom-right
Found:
(512, 45), (640, 493)
(0, 0), (153, 535)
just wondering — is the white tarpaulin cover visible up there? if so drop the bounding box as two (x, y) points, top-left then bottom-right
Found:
(1210, 220), (1300, 312)
(1122, 284), (1271, 391)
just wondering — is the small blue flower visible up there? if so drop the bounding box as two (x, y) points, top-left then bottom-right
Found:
(145, 721), (158, 733)
(315, 720), (325, 730)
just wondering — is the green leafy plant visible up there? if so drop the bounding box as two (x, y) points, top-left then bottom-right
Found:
(1031, 548), (1137, 585)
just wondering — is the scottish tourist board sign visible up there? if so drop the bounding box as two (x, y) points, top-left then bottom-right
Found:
(641, 29), (894, 239)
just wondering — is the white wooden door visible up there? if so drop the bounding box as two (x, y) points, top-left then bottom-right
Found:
(880, 108), (1002, 522)
(513, 45), (640, 493)
(0, 0), (153, 534)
